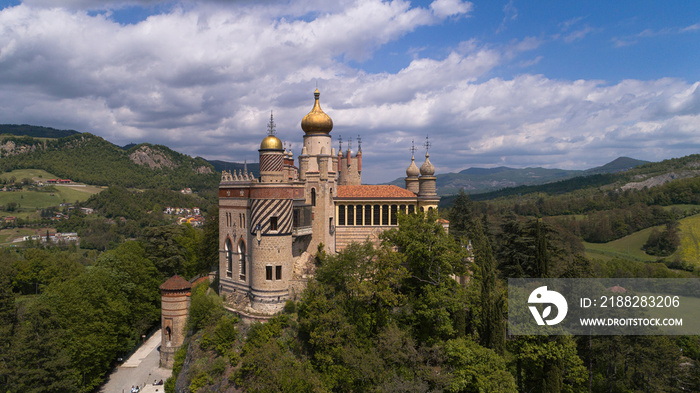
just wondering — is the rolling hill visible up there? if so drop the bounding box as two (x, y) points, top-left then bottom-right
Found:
(388, 156), (649, 196)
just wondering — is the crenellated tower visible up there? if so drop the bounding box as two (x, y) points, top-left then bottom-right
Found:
(338, 135), (362, 185)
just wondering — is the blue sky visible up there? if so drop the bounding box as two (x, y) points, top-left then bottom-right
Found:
(0, 0), (698, 183)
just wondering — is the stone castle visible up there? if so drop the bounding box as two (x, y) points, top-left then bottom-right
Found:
(218, 89), (440, 315)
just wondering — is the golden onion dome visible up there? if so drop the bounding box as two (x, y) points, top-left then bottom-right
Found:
(420, 152), (435, 176)
(301, 89), (333, 135)
(260, 135), (283, 150)
(406, 155), (420, 177)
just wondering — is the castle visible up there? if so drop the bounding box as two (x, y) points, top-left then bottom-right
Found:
(218, 89), (440, 315)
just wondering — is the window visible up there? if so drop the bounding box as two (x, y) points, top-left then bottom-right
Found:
(373, 205), (380, 225)
(408, 205), (415, 214)
(276, 265), (282, 280)
(238, 241), (246, 278)
(391, 205), (398, 225)
(311, 188), (316, 206)
(364, 205), (371, 226)
(356, 205), (363, 225)
(399, 205), (406, 214)
(225, 238), (233, 274)
(338, 205), (345, 225)
(270, 217), (278, 231)
(382, 205), (389, 225)
(347, 205), (354, 225)
(266, 266), (273, 280)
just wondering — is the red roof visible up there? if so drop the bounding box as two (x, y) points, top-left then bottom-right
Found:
(336, 185), (417, 199)
(160, 274), (192, 291)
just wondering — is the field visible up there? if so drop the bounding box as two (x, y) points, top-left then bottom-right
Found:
(584, 213), (700, 266)
(0, 169), (105, 219)
(0, 227), (56, 245)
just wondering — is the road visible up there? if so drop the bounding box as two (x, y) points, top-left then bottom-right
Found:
(100, 329), (173, 393)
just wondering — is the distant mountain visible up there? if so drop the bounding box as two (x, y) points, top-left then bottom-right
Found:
(207, 160), (260, 178)
(387, 157), (647, 196)
(584, 157), (650, 175)
(0, 124), (80, 139)
(0, 132), (218, 190)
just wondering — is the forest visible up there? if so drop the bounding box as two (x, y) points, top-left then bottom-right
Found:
(0, 186), (220, 392)
(166, 191), (700, 393)
(0, 133), (219, 190)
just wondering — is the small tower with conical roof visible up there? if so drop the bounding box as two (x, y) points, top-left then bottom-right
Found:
(259, 112), (285, 183)
(160, 274), (192, 368)
(417, 136), (439, 212)
(405, 140), (420, 193)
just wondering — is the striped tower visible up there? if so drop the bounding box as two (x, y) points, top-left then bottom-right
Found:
(249, 118), (294, 312)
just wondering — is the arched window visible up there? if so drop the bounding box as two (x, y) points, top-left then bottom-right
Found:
(165, 326), (172, 342)
(238, 240), (246, 278)
(225, 238), (233, 275)
(311, 188), (316, 206)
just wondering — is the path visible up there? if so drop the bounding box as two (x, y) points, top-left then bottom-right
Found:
(100, 329), (172, 393)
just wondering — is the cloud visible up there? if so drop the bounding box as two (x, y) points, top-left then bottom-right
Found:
(0, 1), (698, 184)
(496, 0), (517, 33)
(429, 0), (472, 19)
(612, 21), (700, 48)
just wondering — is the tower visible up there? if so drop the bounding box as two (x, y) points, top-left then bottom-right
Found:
(405, 140), (420, 193)
(247, 124), (295, 312)
(417, 136), (439, 212)
(159, 274), (192, 368)
(299, 89), (337, 253)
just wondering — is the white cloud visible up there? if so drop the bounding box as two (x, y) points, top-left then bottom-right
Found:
(0, 1), (698, 184)
(429, 0), (472, 19)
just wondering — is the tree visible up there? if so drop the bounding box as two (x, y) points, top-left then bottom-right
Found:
(449, 189), (474, 239)
(470, 219), (505, 353)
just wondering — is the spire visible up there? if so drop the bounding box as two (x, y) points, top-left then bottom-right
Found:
(406, 139), (420, 177)
(267, 110), (276, 136)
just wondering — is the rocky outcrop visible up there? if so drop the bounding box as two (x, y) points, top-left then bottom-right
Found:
(129, 145), (178, 170)
(194, 165), (213, 174)
(0, 140), (40, 156)
(621, 171), (700, 191)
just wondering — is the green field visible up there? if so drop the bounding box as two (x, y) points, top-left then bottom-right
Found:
(584, 226), (660, 262)
(0, 168), (57, 182)
(0, 169), (104, 218)
(585, 213), (700, 266)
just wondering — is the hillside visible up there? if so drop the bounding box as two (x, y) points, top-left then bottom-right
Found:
(0, 124), (80, 139)
(388, 157), (646, 196)
(0, 133), (219, 190)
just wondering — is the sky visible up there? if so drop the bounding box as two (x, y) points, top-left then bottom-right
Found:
(0, 1), (698, 184)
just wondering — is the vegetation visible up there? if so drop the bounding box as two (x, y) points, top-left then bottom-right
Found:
(0, 133), (219, 190)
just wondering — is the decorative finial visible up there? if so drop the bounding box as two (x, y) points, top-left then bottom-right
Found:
(267, 110), (276, 136)
(347, 138), (352, 152)
(338, 135), (343, 152)
(357, 135), (362, 152)
(410, 139), (417, 157)
(423, 135), (431, 154)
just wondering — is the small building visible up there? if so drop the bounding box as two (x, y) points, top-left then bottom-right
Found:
(159, 275), (192, 368)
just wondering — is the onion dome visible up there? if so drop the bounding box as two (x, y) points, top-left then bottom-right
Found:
(301, 89), (333, 135)
(260, 135), (283, 150)
(420, 152), (435, 176)
(406, 155), (420, 177)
